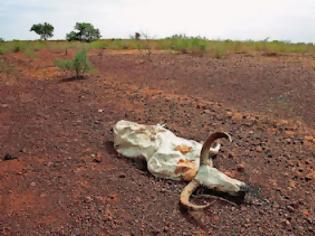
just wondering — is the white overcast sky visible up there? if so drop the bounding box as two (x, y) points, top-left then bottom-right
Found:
(1, 0), (315, 42)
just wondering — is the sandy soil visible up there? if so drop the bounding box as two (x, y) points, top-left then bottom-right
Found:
(0, 49), (314, 235)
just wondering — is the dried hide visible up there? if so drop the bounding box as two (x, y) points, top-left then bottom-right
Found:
(113, 120), (249, 209)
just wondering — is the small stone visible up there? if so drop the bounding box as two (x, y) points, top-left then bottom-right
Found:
(237, 163), (245, 172)
(85, 196), (93, 203)
(256, 146), (263, 153)
(285, 220), (291, 226)
(285, 138), (292, 144)
(30, 182), (36, 187)
(118, 174), (126, 178)
(0, 104), (9, 108)
(3, 153), (16, 161)
(228, 152), (235, 159)
(287, 205), (295, 212)
(19, 148), (26, 153)
(47, 161), (54, 167)
(265, 150), (273, 158)
(98, 109), (103, 113)
(93, 155), (102, 163)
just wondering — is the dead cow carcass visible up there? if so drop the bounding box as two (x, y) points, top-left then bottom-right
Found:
(113, 120), (249, 210)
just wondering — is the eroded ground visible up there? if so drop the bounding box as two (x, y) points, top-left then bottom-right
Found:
(0, 49), (314, 235)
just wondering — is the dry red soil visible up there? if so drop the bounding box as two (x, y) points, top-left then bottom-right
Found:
(0, 49), (314, 235)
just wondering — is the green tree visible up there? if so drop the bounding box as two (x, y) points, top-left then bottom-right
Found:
(30, 22), (54, 40)
(135, 32), (141, 40)
(66, 22), (101, 42)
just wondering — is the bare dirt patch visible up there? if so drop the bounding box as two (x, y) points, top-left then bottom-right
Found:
(0, 50), (314, 235)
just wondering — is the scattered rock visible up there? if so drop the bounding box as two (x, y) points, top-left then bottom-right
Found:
(256, 146), (263, 153)
(85, 196), (93, 203)
(265, 150), (273, 158)
(118, 173), (126, 178)
(203, 109), (211, 114)
(19, 148), (26, 153)
(305, 171), (315, 181)
(47, 161), (54, 167)
(228, 152), (235, 159)
(237, 163), (245, 172)
(0, 104), (9, 108)
(3, 153), (17, 161)
(93, 155), (102, 163)
(281, 219), (291, 227)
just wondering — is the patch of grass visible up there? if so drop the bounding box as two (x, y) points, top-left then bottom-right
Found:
(89, 40), (107, 49)
(54, 49), (92, 79)
(0, 40), (89, 56)
(165, 36), (208, 55)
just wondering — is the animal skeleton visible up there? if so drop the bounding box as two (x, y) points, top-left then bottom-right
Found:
(113, 120), (249, 210)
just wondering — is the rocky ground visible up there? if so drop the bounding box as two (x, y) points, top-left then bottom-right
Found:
(0, 49), (314, 235)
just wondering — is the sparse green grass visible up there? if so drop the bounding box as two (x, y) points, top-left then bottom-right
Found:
(1, 38), (315, 58)
(165, 37), (208, 55)
(0, 40), (88, 55)
(54, 49), (92, 79)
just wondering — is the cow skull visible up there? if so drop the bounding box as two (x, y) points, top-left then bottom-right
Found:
(113, 120), (249, 210)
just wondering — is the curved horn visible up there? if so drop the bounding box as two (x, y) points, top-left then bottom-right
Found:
(200, 132), (232, 166)
(180, 180), (211, 210)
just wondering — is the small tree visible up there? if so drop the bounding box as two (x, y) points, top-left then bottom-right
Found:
(66, 22), (101, 42)
(65, 31), (77, 41)
(55, 50), (92, 79)
(135, 32), (141, 40)
(30, 23), (54, 40)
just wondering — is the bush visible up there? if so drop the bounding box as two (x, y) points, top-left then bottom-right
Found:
(13, 45), (21, 53)
(55, 50), (92, 79)
(169, 36), (208, 55)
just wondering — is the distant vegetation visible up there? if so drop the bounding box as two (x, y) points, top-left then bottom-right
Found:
(1, 36), (315, 58)
(30, 23), (54, 40)
(66, 23), (101, 42)
(54, 49), (92, 79)
(87, 37), (315, 57)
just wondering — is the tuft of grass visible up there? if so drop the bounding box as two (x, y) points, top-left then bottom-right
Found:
(90, 40), (107, 49)
(54, 49), (92, 79)
(166, 36), (208, 55)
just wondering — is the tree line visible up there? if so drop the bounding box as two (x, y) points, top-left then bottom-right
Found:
(30, 22), (101, 42)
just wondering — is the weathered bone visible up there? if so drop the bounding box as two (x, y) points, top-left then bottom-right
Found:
(113, 120), (248, 210)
